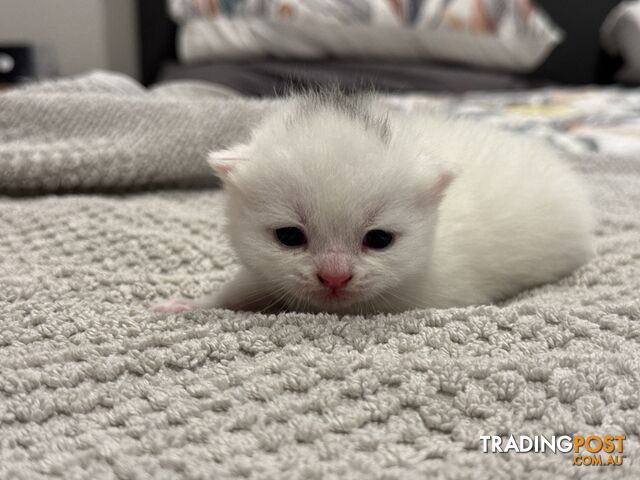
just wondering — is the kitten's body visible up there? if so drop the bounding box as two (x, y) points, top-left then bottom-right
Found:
(155, 93), (594, 315)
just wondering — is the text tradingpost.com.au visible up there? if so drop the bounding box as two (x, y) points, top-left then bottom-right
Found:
(481, 435), (625, 466)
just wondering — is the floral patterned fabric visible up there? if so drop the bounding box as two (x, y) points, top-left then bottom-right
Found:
(388, 87), (640, 158)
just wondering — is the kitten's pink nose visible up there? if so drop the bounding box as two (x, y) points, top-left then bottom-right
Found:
(317, 271), (352, 290)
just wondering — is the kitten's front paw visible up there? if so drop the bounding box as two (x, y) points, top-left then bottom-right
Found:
(152, 297), (195, 314)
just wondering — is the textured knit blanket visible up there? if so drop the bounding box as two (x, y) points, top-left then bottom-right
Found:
(1, 73), (639, 479)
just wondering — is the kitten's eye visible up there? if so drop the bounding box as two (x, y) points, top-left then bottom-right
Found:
(363, 229), (394, 250)
(275, 227), (307, 247)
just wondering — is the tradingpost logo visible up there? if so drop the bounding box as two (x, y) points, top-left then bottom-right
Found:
(481, 434), (625, 466)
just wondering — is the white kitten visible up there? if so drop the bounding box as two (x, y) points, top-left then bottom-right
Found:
(154, 92), (595, 315)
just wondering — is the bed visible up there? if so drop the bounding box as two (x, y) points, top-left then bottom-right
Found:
(1, 1), (639, 478)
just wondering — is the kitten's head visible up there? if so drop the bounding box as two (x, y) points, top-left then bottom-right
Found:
(209, 93), (454, 313)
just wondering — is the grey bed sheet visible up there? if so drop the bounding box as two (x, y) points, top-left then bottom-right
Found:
(159, 59), (550, 96)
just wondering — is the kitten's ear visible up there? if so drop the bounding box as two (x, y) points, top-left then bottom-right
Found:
(421, 167), (457, 207)
(430, 171), (455, 200)
(207, 144), (251, 184)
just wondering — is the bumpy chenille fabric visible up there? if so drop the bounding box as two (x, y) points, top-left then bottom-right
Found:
(1, 74), (639, 479)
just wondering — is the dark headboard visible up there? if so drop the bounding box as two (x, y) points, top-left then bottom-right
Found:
(136, 0), (622, 86)
(532, 0), (622, 84)
(137, 0), (177, 85)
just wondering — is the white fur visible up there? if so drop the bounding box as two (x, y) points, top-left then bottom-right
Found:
(154, 95), (595, 315)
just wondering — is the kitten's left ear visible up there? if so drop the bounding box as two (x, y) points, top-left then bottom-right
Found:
(421, 168), (457, 207)
(431, 171), (455, 200)
(207, 144), (251, 183)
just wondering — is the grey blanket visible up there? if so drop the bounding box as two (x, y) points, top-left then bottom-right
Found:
(1, 73), (639, 479)
(0, 72), (270, 193)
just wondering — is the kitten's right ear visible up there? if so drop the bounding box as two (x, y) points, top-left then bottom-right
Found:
(207, 144), (251, 184)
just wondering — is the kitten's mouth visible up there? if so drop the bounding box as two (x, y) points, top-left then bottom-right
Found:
(326, 289), (345, 299)
(293, 284), (368, 310)
(313, 288), (358, 306)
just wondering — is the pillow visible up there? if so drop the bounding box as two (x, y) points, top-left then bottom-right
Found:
(601, 0), (640, 83)
(168, 0), (563, 73)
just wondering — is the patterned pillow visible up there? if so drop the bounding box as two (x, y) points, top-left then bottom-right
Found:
(168, 0), (562, 72)
(169, 0), (405, 25)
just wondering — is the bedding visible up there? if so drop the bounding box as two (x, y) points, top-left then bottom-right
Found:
(170, 0), (562, 73)
(1, 72), (640, 479)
